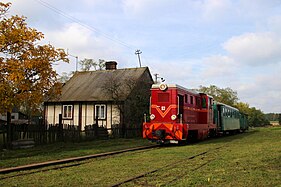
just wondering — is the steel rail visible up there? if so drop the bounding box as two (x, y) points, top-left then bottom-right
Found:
(0, 145), (159, 174)
(110, 146), (223, 187)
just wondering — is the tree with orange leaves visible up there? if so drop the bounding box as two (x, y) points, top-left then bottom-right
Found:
(0, 2), (69, 114)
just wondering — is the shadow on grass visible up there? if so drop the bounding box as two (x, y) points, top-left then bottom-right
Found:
(159, 129), (259, 148)
(198, 129), (259, 146)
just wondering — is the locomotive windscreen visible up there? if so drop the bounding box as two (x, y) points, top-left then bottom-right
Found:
(158, 93), (169, 102)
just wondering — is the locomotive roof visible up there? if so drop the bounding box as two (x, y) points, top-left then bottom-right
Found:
(152, 84), (200, 95)
(214, 101), (239, 111)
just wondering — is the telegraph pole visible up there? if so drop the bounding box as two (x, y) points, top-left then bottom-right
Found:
(135, 49), (142, 67)
(67, 49), (79, 72)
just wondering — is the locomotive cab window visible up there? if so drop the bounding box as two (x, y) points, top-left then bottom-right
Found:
(202, 98), (207, 108)
(158, 93), (170, 102)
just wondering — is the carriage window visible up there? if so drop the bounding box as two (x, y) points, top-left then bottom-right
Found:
(158, 93), (170, 102)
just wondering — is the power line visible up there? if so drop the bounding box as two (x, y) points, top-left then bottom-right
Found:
(34, 0), (136, 50)
(66, 49), (79, 72)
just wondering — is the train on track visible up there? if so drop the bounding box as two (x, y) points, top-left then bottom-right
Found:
(143, 84), (248, 144)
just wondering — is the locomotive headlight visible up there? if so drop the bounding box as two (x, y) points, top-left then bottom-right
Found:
(171, 115), (177, 120)
(150, 114), (155, 120)
(159, 83), (168, 91)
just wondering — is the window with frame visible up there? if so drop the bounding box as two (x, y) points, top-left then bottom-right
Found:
(63, 105), (73, 119)
(184, 94), (188, 103)
(202, 97), (207, 108)
(95, 104), (106, 119)
(190, 96), (193, 105)
(158, 93), (170, 103)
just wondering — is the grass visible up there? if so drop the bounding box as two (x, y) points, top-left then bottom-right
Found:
(0, 138), (153, 168)
(0, 127), (280, 186)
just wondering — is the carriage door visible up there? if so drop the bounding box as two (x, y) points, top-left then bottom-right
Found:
(178, 95), (184, 122)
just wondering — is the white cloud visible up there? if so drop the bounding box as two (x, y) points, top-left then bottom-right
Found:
(47, 23), (92, 49)
(238, 70), (281, 113)
(223, 32), (281, 65)
(201, 55), (236, 77)
(43, 23), (129, 74)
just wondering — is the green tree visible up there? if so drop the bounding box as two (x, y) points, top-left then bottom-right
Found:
(199, 85), (238, 106)
(235, 102), (250, 114)
(79, 58), (105, 71)
(58, 72), (74, 83)
(248, 107), (270, 127)
(264, 113), (279, 122)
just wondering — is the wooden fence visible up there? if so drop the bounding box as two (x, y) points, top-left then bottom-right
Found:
(0, 123), (142, 149)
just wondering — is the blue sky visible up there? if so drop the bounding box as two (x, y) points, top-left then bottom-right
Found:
(4, 0), (281, 113)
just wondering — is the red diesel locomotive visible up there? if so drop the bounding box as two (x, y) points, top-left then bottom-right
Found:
(143, 83), (217, 144)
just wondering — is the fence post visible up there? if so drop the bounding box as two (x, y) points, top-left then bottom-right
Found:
(6, 112), (12, 148)
(122, 123), (125, 138)
(58, 114), (63, 141)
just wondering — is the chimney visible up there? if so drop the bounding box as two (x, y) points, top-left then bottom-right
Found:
(105, 61), (117, 70)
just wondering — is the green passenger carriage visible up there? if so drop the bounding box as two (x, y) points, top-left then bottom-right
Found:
(213, 102), (248, 133)
(239, 113), (248, 132)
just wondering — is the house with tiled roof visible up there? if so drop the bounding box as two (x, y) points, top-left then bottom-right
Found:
(44, 61), (153, 131)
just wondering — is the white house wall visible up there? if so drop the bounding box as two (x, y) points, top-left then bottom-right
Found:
(112, 105), (120, 125)
(55, 105), (61, 124)
(45, 104), (61, 125)
(45, 103), (120, 130)
(82, 104), (95, 129)
(74, 104), (79, 126)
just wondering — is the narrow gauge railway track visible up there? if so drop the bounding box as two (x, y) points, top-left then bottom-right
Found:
(110, 146), (223, 187)
(0, 145), (159, 175)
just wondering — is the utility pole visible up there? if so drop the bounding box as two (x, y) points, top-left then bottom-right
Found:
(67, 49), (79, 72)
(135, 49), (142, 67)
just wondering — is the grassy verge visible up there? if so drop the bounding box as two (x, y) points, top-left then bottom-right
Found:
(0, 127), (280, 186)
(0, 138), (153, 168)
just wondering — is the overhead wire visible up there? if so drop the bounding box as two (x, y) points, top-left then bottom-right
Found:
(32, 0), (222, 67)
(34, 0), (136, 50)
